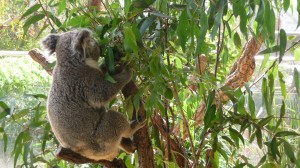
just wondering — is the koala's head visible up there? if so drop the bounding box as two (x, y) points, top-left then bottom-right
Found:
(42, 29), (101, 63)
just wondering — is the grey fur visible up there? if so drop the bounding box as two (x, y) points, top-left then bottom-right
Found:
(43, 29), (145, 161)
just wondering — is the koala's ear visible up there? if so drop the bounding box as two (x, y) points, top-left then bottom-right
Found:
(74, 29), (92, 52)
(42, 34), (60, 55)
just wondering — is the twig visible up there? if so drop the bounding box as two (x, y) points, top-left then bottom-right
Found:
(249, 60), (277, 88)
(172, 84), (197, 167)
(164, 101), (171, 161)
(195, 130), (210, 163)
(285, 39), (300, 52)
(214, 22), (224, 78)
(38, 0), (55, 31)
(100, 1), (113, 20)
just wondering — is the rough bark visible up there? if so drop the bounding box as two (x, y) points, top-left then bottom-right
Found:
(28, 49), (155, 168)
(217, 35), (263, 102)
(87, 0), (103, 11)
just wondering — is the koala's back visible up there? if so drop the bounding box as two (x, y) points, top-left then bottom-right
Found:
(47, 66), (104, 149)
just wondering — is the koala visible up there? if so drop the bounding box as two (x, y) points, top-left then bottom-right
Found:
(42, 29), (146, 161)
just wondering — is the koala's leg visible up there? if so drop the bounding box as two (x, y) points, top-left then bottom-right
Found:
(119, 138), (136, 154)
(104, 149), (120, 161)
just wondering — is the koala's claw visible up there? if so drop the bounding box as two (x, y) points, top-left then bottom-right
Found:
(129, 119), (147, 134)
(139, 119), (147, 127)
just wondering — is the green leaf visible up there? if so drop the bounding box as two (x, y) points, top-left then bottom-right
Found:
(262, 78), (271, 115)
(222, 136), (236, 147)
(279, 29), (287, 63)
(104, 73), (117, 83)
(211, 11), (222, 40)
(0, 101), (9, 110)
(283, 0), (290, 12)
(294, 48), (300, 61)
(256, 155), (266, 167)
(275, 101), (285, 129)
(3, 133), (8, 152)
(164, 87), (173, 99)
(257, 116), (273, 127)
(282, 140), (296, 162)
(13, 132), (24, 168)
(10, 109), (29, 121)
(204, 104), (216, 129)
(25, 93), (47, 99)
(268, 73), (275, 103)
(58, 0), (66, 15)
(23, 14), (45, 33)
(233, 32), (242, 49)
(169, 4), (186, 9)
(206, 91), (215, 109)
(255, 0), (265, 25)
(229, 127), (245, 147)
(233, 1), (247, 36)
(245, 84), (255, 118)
(270, 137), (279, 160)
(278, 71), (286, 99)
(139, 16), (155, 35)
(62, 15), (89, 28)
(21, 4), (42, 20)
(132, 22), (143, 48)
(275, 131), (300, 137)
(149, 11), (170, 18)
(233, 163), (247, 168)
(256, 128), (263, 148)
(196, 9), (208, 55)
(177, 9), (188, 51)
(42, 123), (51, 153)
(47, 12), (63, 29)
(265, 1), (275, 42)
(297, 0), (300, 27)
(133, 94), (140, 113)
(294, 68), (300, 96)
(124, 23), (138, 55)
(261, 162), (277, 168)
(131, 0), (155, 9)
(258, 45), (280, 55)
(105, 47), (115, 74)
(217, 147), (228, 163)
(224, 21), (232, 37)
(23, 142), (30, 166)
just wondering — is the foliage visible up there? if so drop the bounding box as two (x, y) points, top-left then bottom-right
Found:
(0, 0), (43, 50)
(1, 0), (300, 167)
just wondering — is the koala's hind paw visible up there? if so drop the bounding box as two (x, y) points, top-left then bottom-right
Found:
(120, 138), (137, 154)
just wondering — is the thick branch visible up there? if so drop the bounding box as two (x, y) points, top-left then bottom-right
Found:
(56, 147), (126, 167)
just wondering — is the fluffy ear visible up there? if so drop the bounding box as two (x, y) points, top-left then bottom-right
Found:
(73, 29), (92, 53)
(41, 34), (60, 55)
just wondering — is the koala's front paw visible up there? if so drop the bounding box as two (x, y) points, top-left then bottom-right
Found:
(130, 119), (146, 131)
(120, 68), (132, 82)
